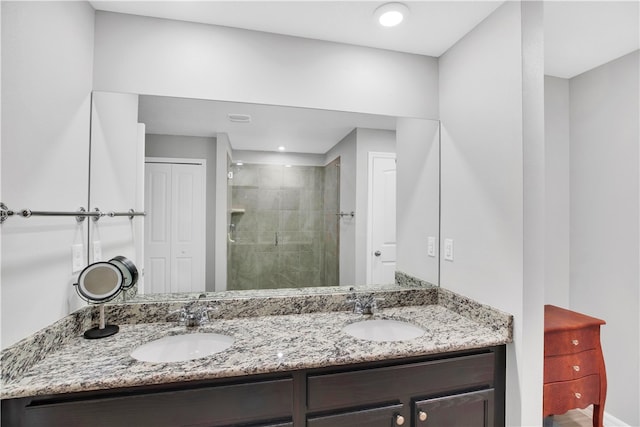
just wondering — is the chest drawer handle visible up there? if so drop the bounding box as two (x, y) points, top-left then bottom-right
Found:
(418, 411), (428, 422)
(572, 339), (579, 346)
(573, 365), (580, 372)
(395, 414), (405, 426)
(575, 392), (582, 399)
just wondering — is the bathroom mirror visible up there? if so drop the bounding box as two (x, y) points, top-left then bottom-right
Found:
(89, 91), (440, 300)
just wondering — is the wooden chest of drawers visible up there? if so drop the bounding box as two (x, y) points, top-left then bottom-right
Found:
(543, 305), (606, 427)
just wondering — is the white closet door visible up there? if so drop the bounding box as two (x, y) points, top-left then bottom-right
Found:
(145, 162), (205, 294)
(369, 155), (397, 284)
(171, 163), (205, 293)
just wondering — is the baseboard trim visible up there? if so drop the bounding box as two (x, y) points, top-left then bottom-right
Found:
(577, 407), (631, 427)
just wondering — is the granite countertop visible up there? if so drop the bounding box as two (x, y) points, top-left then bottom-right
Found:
(1, 305), (510, 399)
(1, 273), (513, 400)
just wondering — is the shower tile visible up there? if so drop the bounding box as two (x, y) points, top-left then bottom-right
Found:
(256, 210), (279, 232)
(299, 251), (320, 272)
(256, 252), (278, 277)
(233, 211), (257, 232)
(279, 211), (300, 231)
(299, 211), (322, 231)
(258, 165), (283, 188)
(233, 231), (257, 244)
(279, 252), (300, 272)
(299, 270), (323, 287)
(232, 165), (259, 187)
(280, 189), (300, 210)
(258, 231), (279, 245)
(254, 243), (278, 253)
(258, 189), (280, 210)
(283, 167), (305, 188)
(232, 188), (258, 210)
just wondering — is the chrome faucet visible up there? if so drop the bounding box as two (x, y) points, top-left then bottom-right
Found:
(346, 291), (382, 315)
(168, 303), (217, 327)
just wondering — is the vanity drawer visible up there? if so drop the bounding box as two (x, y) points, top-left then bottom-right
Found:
(22, 378), (293, 427)
(307, 352), (495, 412)
(544, 350), (599, 383)
(543, 375), (600, 416)
(307, 403), (404, 427)
(544, 327), (599, 356)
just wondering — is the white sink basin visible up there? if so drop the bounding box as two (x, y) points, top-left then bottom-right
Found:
(343, 319), (425, 342)
(131, 333), (234, 363)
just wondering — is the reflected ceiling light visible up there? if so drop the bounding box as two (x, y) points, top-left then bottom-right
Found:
(278, 146), (286, 151)
(284, 164), (292, 168)
(235, 161), (243, 166)
(228, 113), (251, 123)
(374, 2), (409, 27)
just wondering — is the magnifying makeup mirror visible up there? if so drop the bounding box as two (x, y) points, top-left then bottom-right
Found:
(74, 256), (138, 339)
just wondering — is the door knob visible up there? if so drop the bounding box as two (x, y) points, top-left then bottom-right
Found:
(374, 251), (381, 257)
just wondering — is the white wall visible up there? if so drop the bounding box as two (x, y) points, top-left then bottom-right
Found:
(145, 134), (217, 292)
(355, 128), (397, 285)
(439, 2), (544, 425)
(325, 130), (357, 285)
(544, 76), (571, 307)
(93, 11), (439, 120)
(396, 119), (440, 285)
(1, 1), (95, 348)
(570, 50), (639, 426)
(89, 92), (141, 268)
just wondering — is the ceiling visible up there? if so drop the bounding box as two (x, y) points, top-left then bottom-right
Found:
(91, 1), (639, 78)
(544, 1), (639, 78)
(138, 96), (397, 154)
(90, 1), (503, 58)
(97, 1), (639, 153)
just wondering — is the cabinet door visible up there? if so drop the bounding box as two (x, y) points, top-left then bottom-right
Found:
(415, 389), (494, 427)
(307, 404), (404, 427)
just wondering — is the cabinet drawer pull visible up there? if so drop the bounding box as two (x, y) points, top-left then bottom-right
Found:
(575, 392), (582, 399)
(572, 365), (580, 372)
(395, 414), (405, 425)
(571, 339), (579, 346)
(418, 411), (428, 421)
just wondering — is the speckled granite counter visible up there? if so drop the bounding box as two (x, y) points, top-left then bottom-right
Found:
(1, 275), (512, 400)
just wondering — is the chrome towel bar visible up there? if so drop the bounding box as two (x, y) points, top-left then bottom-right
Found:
(0, 203), (145, 223)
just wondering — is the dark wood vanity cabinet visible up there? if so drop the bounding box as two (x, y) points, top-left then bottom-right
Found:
(306, 348), (503, 427)
(2, 346), (505, 427)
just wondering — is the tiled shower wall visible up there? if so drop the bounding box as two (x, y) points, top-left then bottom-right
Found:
(228, 163), (339, 290)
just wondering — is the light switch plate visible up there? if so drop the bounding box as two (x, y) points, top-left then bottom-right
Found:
(72, 244), (84, 272)
(444, 238), (454, 261)
(93, 241), (102, 262)
(428, 236), (436, 257)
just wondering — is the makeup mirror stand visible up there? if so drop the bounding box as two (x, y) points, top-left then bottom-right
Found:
(84, 304), (119, 339)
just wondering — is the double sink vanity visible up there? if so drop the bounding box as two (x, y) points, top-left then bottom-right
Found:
(1, 274), (512, 427)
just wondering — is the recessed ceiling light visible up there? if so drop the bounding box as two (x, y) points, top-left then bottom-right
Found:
(374, 2), (409, 27)
(228, 113), (251, 123)
(278, 146), (286, 152)
(284, 164), (292, 168)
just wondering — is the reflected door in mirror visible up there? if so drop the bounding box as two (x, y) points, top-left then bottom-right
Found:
(145, 161), (206, 293)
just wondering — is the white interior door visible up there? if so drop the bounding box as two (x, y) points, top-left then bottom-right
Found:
(145, 160), (206, 293)
(368, 153), (397, 284)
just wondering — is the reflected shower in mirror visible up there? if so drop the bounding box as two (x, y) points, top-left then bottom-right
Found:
(89, 91), (440, 299)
